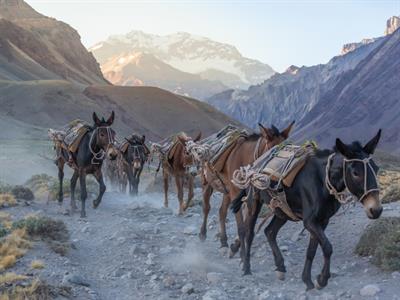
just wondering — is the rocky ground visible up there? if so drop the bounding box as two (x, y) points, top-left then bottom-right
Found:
(3, 175), (400, 300)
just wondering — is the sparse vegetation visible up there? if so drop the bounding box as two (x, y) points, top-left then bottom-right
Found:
(0, 193), (17, 208)
(355, 217), (400, 271)
(31, 259), (45, 269)
(0, 229), (31, 271)
(0, 278), (53, 300)
(11, 185), (34, 201)
(12, 215), (69, 256)
(381, 184), (400, 204)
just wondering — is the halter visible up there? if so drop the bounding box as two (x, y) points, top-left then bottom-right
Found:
(325, 153), (379, 204)
(89, 126), (115, 164)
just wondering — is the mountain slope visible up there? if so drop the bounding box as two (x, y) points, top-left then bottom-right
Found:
(101, 52), (227, 99)
(293, 27), (400, 152)
(0, 0), (107, 85)
(90, 30), (275, 89)
(207, 17), (400, 153)
(0, 80), (241, 140)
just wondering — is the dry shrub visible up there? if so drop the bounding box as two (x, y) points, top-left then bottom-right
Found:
(12, 216), (69, 256)
(0, 272), (27, 285)
(30, 260), (45, 269)
(0, 229), (31, 270)
(0, 193), (17, 208)
(0, 279), (52, 300)
(11, 186), (34, 201)
(381, 184), (400, 204)
(355, 217), (400, 271)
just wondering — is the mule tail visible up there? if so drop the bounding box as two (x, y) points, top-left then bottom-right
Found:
(231, 189), (247, 213)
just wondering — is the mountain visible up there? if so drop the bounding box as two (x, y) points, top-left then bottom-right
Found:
(100, 51), (227, 99)
(0, 0), (107, 85)
(207, 17), (400, 153)
(0, 0), (241, 140)
(89, 31), (275, 90)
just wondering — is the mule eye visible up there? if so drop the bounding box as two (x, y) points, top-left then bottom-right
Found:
(352, 170), (360, 177)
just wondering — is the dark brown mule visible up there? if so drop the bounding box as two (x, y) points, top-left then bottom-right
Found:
(56, 112), (118, 217)
(197, 122), (294, 259)
(159, 132), (202, 214)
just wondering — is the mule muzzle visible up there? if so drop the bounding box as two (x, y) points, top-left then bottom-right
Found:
(133, 160), (141, 169)
(361, 192), (382, 219)
(107, 148), (118, 161)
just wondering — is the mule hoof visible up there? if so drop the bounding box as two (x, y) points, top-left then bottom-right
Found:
(199, 232), (207, 241)
(275, 271), (285, 281)
(80, 212), (87, 218)
(93, 200), (100, 209)
(315, 275), (327, 290)
(243, 269), (252, 276)
(305, 283), (315, 291)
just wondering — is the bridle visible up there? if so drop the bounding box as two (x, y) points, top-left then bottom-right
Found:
(89, 126), (115, 164)
(325, 153), (379, 204)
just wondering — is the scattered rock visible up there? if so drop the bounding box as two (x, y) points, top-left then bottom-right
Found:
(207, 272), (222, 285)
(183, 225), (197, 235)
(360, 284), (381, 297)
(181, 283), (194, 294)
(202, 289), (228, 300)
(162, 275), (175, 287)
(62, 273), (90, 287)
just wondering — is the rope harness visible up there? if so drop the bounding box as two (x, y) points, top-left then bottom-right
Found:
(325, 153), (379, 204)
(89, 126), (115, 164)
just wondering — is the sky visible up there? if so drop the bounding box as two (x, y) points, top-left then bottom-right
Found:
(26, 0), (399, 72)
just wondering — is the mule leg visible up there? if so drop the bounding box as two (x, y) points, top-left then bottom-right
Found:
(243, 196), (262, 275)
(93, 168), (106, 209)
(301, 233), (319, 290)
(163, 169), (169, 208)
(70, 170), (79, 211)
(185, 175), (194, 210)
(134, 167), (143, 196)
(199, 184), (213, 241)
(218, 194), (230, 248)
(175, 176), (184, 215)
(57, 159), (65, 205)
(264, 215), (288, 279)
(304, 220), (331, 289)
(79, 170), (87, 218)
(127, 166), (134, 196)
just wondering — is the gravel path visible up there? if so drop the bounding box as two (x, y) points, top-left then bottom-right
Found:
(5, 184), (400, 300)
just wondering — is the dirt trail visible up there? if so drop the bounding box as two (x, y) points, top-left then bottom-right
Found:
(5, 184), (400, 300)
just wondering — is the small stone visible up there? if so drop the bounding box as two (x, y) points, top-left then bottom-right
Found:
(129, 245), (138, 256)
(392, 271), (400, 279)
(81, 226), (90, 233)
(203, 290), (228, 300)
(62, 273), (90, 287)
(280, 245), (289, 252)
(112, 268), (125, 277)
(181, 283), (194, 294)
(206, 272), (222, 285)
(360, 284), (381, 297)
(144, 270), (152, 276)
(183, 225), (197, 235)
(258, 290), (270, 300)
(163, 275), (175, 287)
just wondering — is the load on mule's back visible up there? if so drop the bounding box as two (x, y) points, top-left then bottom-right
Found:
(151, 131), (202, 214)
(49, 111), (118, 217)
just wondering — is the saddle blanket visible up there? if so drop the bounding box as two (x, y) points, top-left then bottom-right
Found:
(48, 120), (91, 153)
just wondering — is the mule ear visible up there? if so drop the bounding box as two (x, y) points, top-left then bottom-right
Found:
(92, 112), (101, 126)
(258, 123), (274, 140)
(177, 134), (187, 145)
(363, 129), (381, 155)
(141, 135), (146, 143)
(335, 138), (352, 158)
(193, 131), (202, 142)
(280, 120), (295, 139)
(106, 111), (115, 126)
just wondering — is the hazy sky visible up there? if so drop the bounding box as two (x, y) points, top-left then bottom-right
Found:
(26, 0), (399, 72)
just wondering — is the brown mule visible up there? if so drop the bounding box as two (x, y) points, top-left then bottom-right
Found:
(196, 122), (294, 259)
(158, 132), (202, 214)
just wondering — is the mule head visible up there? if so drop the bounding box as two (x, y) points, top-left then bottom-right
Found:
(177, 133), (201, 176)
(92, 111), (117, 158)
(335, 129), (382, 219)
(258, 121), (295, 148)
(126, 134), (147, 169)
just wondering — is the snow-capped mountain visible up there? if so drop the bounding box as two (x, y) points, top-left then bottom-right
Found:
(89, 31), (275, 89)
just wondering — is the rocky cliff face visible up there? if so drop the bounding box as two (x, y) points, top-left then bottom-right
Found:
(90, 30), (275, 89)
(385, 16), (400, 35)
(0, 0), (107, 85)
(207, 18), (400, 153)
